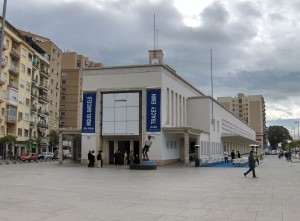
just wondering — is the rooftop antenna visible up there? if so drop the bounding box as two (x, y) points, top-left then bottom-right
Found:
(211, 49), (214, 125)
(154, 13), (156, 51)
(156, 29), (159, 49)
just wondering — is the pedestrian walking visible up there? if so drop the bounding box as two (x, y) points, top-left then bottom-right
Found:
(88, 150), (92, 167)
(243, 151), (257, 178)
(91, 150), (96, 167)
(224, 150), (229, 163)
(237, 151), (241, 158)
(96, 150), (103, 168)
(129, 150), (134, 165)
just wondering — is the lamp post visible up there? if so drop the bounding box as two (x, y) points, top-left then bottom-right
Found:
(292, 127), (295, 140)
(295, 121), (299, 140)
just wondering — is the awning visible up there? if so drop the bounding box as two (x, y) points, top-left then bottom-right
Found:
(221, 134), (261, 145)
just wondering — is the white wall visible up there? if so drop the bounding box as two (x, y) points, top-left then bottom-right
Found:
(162, 133), (181, 160)
(81, 135), (97, 160)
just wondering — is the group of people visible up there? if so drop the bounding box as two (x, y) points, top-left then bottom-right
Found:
(223, 150), (241, 163)
(278, 150), (293, 162)
(88, 150), (103, 168)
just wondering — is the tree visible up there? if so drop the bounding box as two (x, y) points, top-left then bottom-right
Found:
(48, 130), (59, 150)
(267, 126), (292, 149)
(0, 135), (17, 146)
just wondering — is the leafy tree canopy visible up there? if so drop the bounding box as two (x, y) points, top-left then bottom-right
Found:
(48, 130), (59, 148)
(267, 125), (292, 149)
(0, 135), (17, 144)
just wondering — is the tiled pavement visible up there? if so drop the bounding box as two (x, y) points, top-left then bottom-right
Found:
(0, 155), (300, 221)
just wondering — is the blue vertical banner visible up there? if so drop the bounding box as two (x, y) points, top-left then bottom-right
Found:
(146, 89), (161, 132)
(82, 92), (96, 134)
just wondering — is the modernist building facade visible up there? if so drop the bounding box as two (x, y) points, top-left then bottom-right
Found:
(217, 93), (266, 147)
(19, 31), (62, 136)
(0, 18), (50, 157)
(80, 50), (258, 165)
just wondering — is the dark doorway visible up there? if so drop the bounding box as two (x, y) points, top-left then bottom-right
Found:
(189, 141), (196, 161)
(108, 141), (114, 164)
(118, 141), (130, 155)
(134, 141), (139, 157)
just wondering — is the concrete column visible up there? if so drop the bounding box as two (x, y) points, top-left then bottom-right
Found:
(59, 132), (63, 164)
(184, 131), (189, 166)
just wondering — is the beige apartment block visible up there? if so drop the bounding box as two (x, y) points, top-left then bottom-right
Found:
(19, 31), (62, 140)
(60, 52), (103, 129)
(0, 18), (50, 158)
(217, 93), (266, 147)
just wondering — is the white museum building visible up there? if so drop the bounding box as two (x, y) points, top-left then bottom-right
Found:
(80, 50), (258, 165)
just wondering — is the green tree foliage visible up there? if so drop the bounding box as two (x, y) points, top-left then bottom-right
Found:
(0, 135), (17, 144)
(48, 130), (59, 149)
(267, 126), (292, 149)
(286, 140), (300, 150)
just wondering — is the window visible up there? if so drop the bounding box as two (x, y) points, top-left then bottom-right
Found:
(25, 113), (29, 121)
(1, 126), (4, 134)
(25, 98), (30, 106)
(20, 79), (25, 88)
(18, 96), (24, 104)
(18, 112), (23, 120)
(24, 129), (29, 137)
(51, 79), (53, 84)
(60, 121), (65, 126)
(60, 104), (65, 109)
(21, 64), (25, 73)
(50, 100), (53, 105)
(62, 80), (66, 85)
(61, 95), (65, 100)
(28, 53), (33, 61)
(21, 48), (27, 57)
(27, 68), (31, 76)
(1, 108), (4, 115)
(62, 88), (66, 94)
(26, 82), (30, 91)
(18, 128), (22, 136)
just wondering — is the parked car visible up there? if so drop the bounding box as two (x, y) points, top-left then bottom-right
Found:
(52, 151), (59, 160)
(20, 153), (39, 162)
(38, 152), (54, 160)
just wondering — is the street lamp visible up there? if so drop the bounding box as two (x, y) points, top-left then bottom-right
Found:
(292, 127), (295, 140)
(295, 121), (299, 140)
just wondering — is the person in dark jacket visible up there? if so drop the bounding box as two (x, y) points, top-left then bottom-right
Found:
(231, 150), (235, 162)
(88, 150), (92, 167)
(243, 151), (257, 178)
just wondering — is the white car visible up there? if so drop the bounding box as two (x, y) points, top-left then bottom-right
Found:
(40, 152), (54, 159)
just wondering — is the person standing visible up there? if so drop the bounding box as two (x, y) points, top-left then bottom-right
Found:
(129, 150), (134, 165)
(124, 151), (128, 165)
(231, 150), (235, 162)
(237, 151), (241, 158)
(96, 150), (103, 168)
(91, 150), (96, 167)
(88, 150), (93, 167)
(244, 151), (257, 178)
(224, 150), (229, 163)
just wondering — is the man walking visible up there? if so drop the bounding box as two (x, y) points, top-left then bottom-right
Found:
(244, 151), (257, 178)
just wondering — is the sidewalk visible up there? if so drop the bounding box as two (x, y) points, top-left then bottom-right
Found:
(0, 155), (299, 221)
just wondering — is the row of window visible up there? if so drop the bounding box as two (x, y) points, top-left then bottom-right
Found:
(166, 88), (186, 127)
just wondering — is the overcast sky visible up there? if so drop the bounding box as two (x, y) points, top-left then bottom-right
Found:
(2, 0), (300, 136)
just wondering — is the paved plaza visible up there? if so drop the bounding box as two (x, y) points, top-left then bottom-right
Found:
(0, 155), (300, 221)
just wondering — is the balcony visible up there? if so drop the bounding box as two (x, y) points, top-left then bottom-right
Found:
(40, 69), (50, 78)
(6, 114), (17, 124)
(38, 109), (49, 117)
(3, 42), (8, 50)
(38, 82), (48, 91)
(1, 57), (7, 68)
(8, 81), (18, 90)
(38, 95), (49, 103)
(30, 104), (37, 112)
(37, 122), (48, 129)
(32, 59), (39, 70)
(9, 65), (20, 76)
(31, 90), (38, 98)
(10, 48), (20, 60)
(30, 121), (35, 127)
(0, 76), (5, 85)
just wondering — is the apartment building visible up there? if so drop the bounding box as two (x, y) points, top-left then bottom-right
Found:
(0, 18), (50, 157)
(217, 93), (266, 146)
(19, 31), (62, 139)
(60, 52), (103, 129)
